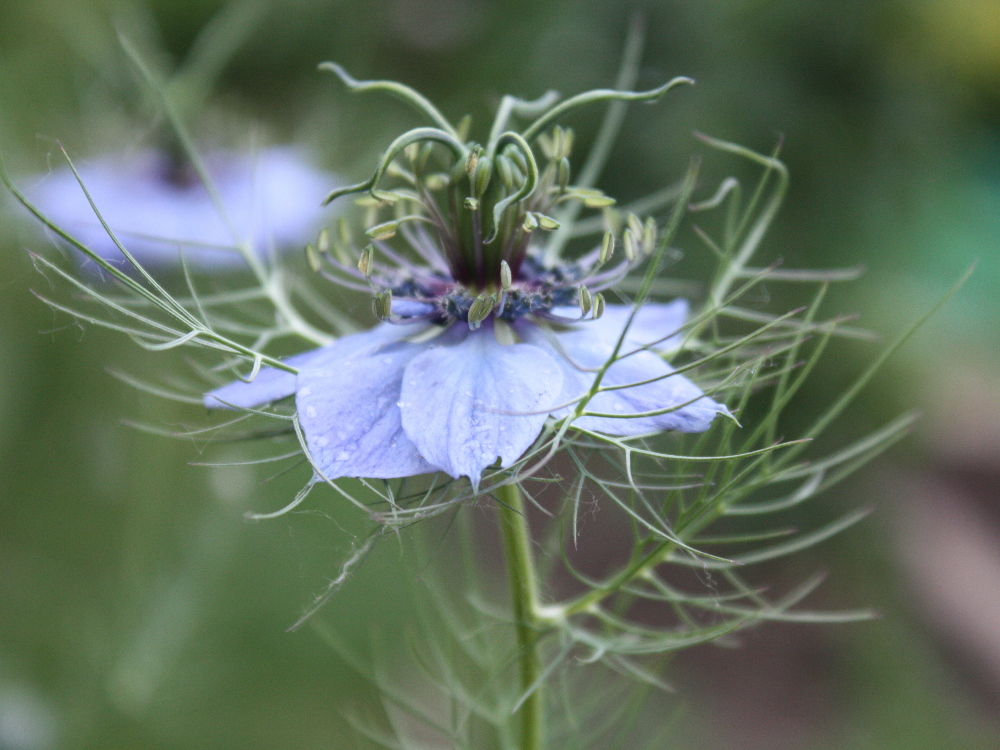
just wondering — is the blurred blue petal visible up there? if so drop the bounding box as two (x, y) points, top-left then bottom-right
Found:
(26, 146), (339, 269)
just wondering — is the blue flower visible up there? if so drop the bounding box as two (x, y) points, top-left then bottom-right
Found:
(204, 68), (728, 488)
(25, 146), (340, 270)
(206, 298), (726, 487)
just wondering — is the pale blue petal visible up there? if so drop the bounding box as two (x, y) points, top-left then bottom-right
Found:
(25, 146), (340, 269)
(519, 316), (726, 436)
(205, 322), (424, 409)
(297, 343), (437, 479)
(574, 351), (727, 434)
(398, 328), (563, 486)
(550, 299), (689, 354)
(391, 299), (436, 318)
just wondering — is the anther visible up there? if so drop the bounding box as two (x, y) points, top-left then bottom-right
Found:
(372, 289), (393, 320)
(366, 220), (398, 241)
(358, 245), (374, 277)
(500, 260), (512, 290)
(305, 243), (322, 272)
(467, 293), (496, 329)
(642, 217), (657, 255)
(593, 293), (606, 319)
(578, 285), (592, 316)
(623, 229), (638, 262)
(599, 231), (615, 264)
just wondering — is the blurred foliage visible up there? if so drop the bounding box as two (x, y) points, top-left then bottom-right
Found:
(1, 0), (998, 748)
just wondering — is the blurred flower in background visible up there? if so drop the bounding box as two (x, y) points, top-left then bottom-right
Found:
(24, 145), (338, 269)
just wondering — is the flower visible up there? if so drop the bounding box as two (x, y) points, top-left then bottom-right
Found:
(205, 67), (728, 488)
(206, 299), (727, 488)
(25, 145), (339, 269)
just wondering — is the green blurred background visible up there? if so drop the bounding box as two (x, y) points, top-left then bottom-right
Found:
(1, 1), (999, 748)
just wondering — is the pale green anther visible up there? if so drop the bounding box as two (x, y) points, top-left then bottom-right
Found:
(467, 293), (495, 327)
(465, 146), (481, 178)
(317, 227), (330, 254)
(583, 194), (616, 208)
(496, 154), (514, 189)
(425, 173), (449, 190)
(366, 220), (398, 241)
(593, 292), (606, 319)
(600, 231), (615, 264)
(305, 243), (322, 272)
(371, 188), (401, 204)
(537, 132), (555, 160)
(522, 212), (539, 232)
(536, 213), (561, 231)
(551, 126), (565, 160)
(500, 259), (512, 290)
(373, 289), (393, 320)
(456, 113), (472, 141)
(561, 127), (575, 158)
(557, 157), (570, 191)
(355, 195), (383, 208)
(627, 213), (644, 240)
(473, 158), (492, 196)
(623, 229), (638, 261)
(642, 216), (657, 254)
(404, 142), (420, 163)
(578, 285), (592, 315)
(603, 207), (623, 235)
(337, 217), (351, 246)
(464, 196), (480, 210)
(358, 245), (374, 276)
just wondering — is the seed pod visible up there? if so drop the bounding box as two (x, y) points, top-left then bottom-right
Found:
(599, 231), (615, 264)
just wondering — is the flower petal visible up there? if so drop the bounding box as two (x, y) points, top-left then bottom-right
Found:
(25, 147), (339, 269)
(297, 343), (437, 479)
(519, 317), (726, 436)
(204, 322), (424, 409)
(551, 299), (689, 354)
(575, 351), (727, 435)
(398, 328), (563, 486)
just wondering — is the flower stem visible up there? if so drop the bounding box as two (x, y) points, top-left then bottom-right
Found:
(496, 482), (544, 750)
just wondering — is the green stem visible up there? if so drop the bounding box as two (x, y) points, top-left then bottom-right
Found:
(496, 482), (544, 750)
